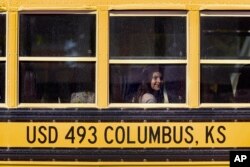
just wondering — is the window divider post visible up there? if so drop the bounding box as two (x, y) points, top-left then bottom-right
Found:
(7, 11), (18, 108)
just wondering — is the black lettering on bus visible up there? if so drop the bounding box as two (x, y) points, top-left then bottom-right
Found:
(88, 126), (97, 144)
(162, 126), (171, 143)
(104, 126), (113, 144)
(173, 126), (183, 144)
(138, 126), (147, 144)
(149, 126), (160, 143)
(206, 126), (214, 143)
(115, 126), (125, 144)
(185, 126), (194, 144)
(26, 126), (36, 144)
(38, 126), (47, 144)
(49, 126), (58, 143)
(127, 126), (135, 144)
(217, 126), (226, 143)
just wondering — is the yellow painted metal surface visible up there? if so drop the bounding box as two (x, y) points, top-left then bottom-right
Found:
(97, 8), (109, 108)
(188, 11), (200, 108)
(0, 122), (249, 148)
(6, 11), (18, 108)
(0, 161), (229, 167)
(1, 0), (250, 11)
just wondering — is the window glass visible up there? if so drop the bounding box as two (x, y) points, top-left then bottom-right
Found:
(201, 64), (250, 103)
(0, 14), (6, 57)
(20, 62), (95, 103)
(110, 65), (186, 103)
(0, 14), (5, 103)
(19, 14), (96, 57)
(0, 63), (5, 103)
(110, 17), (186, 59)
(201, 17), (250, 59)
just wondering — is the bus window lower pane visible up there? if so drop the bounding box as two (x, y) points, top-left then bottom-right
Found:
(20, 62), (95, 103)
(110, 65), (186, 103)
(201, 64), (250, 103)
(0, 63), (5, 103)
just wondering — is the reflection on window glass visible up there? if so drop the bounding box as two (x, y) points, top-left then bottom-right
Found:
(20, 14), (96, 57)
(0, 14), (6, 57)
(201, 17), (250, 59)
(110, 65), (186, 103)
(201, 64), (250, 103)
(20, 62), (95, 103)
(110, 16), (186, 59)
(0, 63), (5, 103)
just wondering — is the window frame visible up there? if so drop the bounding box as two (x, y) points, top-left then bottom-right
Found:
(17, 11), (98, 108)
(200, 11), (250, 108)
(108, 10), (188, 108)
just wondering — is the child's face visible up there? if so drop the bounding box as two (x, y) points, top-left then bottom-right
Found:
(151, 72), (163, 91)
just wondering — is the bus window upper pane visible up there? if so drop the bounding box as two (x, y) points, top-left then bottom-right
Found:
(201, 16), (250, 59)
(0, 14), (6, 57)
(19, 14), (96, 57)
(20, 62), (95, 103)
(110, 65), (186, 103)
(110, 16), (186, 59)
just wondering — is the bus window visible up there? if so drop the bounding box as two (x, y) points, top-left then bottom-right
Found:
(201, 11), (250, 103)
(19, 13), (96, 104)
(109, 11), (187, 104)
(110, 65), (186, 103)
(0, 14), (5, 57)
(20, 62), (95, 103)
(0, 14), (5, 103)
(19, 14), (95, 57)
(0, 63), (5, 103)
(201, 65), (235, 103)
(201, 15), (250, 59)
(110, 12), (186, 59)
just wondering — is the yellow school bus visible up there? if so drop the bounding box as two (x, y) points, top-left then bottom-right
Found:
(1, 0), (250, 167)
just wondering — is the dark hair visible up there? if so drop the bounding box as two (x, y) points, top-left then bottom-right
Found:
(134, 66), (164, 103)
